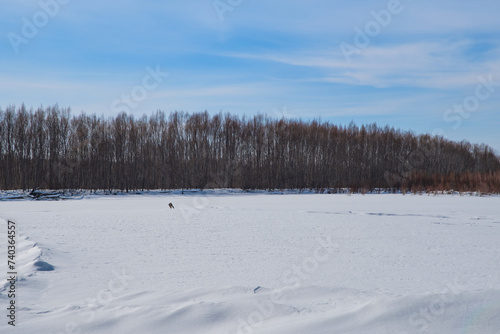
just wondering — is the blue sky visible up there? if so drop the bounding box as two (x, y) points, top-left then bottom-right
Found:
(1, 0), (500, 151)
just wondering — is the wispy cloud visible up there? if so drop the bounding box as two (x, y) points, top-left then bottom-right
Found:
(218, 40), (499, 89)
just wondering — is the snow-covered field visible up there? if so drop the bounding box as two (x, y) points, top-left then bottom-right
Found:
(1, 193), (500, 333)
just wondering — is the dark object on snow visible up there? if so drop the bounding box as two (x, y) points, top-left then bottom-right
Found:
(27, 189), (80, 201)
(253, 286), (261, 293)
(169, 202), (175, 209)
(29, 189), (63, 200)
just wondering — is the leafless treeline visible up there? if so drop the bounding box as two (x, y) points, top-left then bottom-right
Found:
(1, 104), (499, 193)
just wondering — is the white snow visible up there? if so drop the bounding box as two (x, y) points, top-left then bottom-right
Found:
(1, 193), (500, 333)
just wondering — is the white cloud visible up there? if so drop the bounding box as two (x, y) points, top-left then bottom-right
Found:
(218, 40), (500, 89)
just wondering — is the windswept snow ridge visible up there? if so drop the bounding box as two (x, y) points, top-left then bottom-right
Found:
(1, 218), (55, 297)
(16, 235), (54, 274)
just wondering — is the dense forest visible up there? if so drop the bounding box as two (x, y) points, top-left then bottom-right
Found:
(1, 104), (499, 193)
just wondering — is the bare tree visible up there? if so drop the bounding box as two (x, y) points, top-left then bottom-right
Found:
(0, 105), (499, 193)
